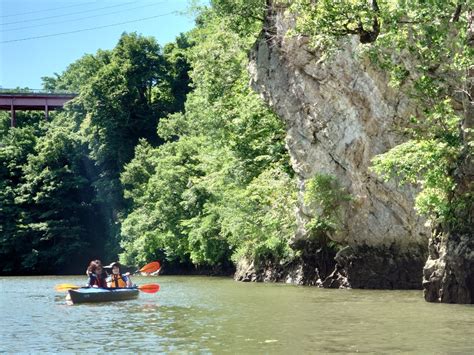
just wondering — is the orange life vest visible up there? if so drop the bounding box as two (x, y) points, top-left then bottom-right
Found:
(107, 274), (127, 288)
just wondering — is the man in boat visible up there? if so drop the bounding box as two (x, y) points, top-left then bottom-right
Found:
(106, 262), (133, 288)
(86, 260), (108, 288)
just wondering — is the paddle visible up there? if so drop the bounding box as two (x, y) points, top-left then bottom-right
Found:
(137, 283), (160, 293)
(138, 261), (161, 274)
(54, 283), (160, 293)
(104, 260), (161, 275)
(55, 283), (81, 292)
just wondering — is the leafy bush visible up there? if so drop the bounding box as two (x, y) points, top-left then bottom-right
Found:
(304, 174), (352, 245)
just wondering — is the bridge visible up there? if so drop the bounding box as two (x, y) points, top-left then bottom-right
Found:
(0, 90), (77, 127)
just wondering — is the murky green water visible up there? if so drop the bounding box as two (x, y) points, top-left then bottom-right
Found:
(0, 276), (473, 353)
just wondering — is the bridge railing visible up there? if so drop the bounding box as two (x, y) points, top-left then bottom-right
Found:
(0, 88), (77, 95)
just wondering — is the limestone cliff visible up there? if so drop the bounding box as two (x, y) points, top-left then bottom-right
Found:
(240, 6), (431, 288)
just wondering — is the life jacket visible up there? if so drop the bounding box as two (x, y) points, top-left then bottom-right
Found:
(89, 273), (107, 288)
(107, 274), (127, 288)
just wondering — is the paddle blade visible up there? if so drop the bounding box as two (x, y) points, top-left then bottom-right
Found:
(138, 283), (160, 294)
(55, 284), (80, 292)
(139, 261), (161, 274)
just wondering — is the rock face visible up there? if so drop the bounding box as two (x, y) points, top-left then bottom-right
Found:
(423, 232), (474, 303)
(244, 5), (430, 289)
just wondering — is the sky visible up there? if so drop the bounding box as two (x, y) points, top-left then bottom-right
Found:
(0, 0), (201, 89)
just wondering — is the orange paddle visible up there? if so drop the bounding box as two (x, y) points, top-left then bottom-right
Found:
(139, 261), (161, 274)
(137, 283), (160, 293)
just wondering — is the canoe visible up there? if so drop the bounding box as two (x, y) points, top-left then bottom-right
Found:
(67, 287), (139, 304)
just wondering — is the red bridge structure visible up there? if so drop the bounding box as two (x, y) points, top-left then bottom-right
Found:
(0, 90), (77, 127)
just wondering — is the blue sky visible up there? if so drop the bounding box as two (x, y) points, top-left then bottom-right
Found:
(0, 0), (201, 89)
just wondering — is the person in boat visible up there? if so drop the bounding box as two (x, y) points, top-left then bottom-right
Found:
(86, 259), (106, 276)
(106, 262), (133, 288)
(86, 260), (108, 288)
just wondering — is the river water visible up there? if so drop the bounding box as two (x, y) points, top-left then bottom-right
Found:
(0, 276), (473, 353)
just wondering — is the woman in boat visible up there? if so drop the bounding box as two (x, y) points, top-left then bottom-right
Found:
(106, 262), (133, 288)
(86, 260), (108, 288)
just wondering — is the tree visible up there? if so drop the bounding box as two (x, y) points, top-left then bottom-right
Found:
(120, 8), (296, 270)
(0, 32), (194, 274)
(0, 113), (105, 274)
(0, 123), (37, 273)
(42, 50), (111, 93)
(42, 32), (193, 263)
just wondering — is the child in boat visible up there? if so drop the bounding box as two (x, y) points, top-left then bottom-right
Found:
(106, 262), (133, 288)
(86, 260), (108, 288)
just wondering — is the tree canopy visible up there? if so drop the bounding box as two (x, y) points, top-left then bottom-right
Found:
(119, 8), (296, 270)
(2, 1), (470, 276)
(0, 32), (192, 274)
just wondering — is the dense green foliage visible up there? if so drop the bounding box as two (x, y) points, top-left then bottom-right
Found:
(1, 5), (297, 274)
(4, 0), (467, 275)
(120, 8), (296, 269)
(0, 112), (103, 273)
(0, 32), (191, 274)
(289, 0), (473, 228)
(304, 174), (352, 242)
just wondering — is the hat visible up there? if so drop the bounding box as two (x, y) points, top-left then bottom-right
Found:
(106, 261), (121, 268)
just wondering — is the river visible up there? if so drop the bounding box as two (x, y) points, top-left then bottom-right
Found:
(0, 276), (473, 353)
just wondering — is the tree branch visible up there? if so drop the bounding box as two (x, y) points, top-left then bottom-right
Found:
(451, 4), (463, 22)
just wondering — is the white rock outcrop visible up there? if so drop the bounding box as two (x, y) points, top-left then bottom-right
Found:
(245, 8), (430, 288)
